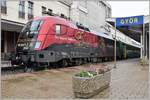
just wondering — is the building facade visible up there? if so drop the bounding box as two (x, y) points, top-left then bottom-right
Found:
(71, 0), (111, 32)
(1, 0), (111, 60)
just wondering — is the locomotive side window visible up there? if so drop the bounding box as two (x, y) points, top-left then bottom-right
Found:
(55, 24), (61, 35)
(55, 24), (68, 35)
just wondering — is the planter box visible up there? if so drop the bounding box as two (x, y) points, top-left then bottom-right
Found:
(72, 71), (111, 98)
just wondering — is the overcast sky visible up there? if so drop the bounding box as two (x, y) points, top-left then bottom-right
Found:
(107, 1), (149, 17)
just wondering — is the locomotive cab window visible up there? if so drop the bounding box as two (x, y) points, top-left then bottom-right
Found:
(55, 24), (61, 35)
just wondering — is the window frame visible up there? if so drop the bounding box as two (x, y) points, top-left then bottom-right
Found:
(42, 6), (46, 15)
(28, 1), (34, 20)
(1, 0), (7, 14)
(54, 23), (69, 35)
(19, 0), (25, 18)
(1, 0), (6, 7)
(55, 24), (61, 35)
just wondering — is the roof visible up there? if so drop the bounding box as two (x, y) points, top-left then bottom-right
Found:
(34, 16), (78, 29)
(90, 30), (114, 40)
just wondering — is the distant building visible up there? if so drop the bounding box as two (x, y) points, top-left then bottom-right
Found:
(1, 0), (111, 59)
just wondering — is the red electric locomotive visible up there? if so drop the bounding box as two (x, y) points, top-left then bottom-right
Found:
(11, 15), (138, 70)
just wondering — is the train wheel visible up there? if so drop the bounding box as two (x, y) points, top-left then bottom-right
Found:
(74, 59), (78, 66)
(102, 57), (105, 62)
(68, 60), (73, 67)
(108, 57), (111, 61)
(23, 63), (35, 72)
(24, 66), (31, 72)
(84, 58), (88, 64)
(52, 62), (58, 68)
(47, 63), (52, 69)
(74, 59), (82, 66)
(78, 59), (83, 65)
(62, 59), (68, 67)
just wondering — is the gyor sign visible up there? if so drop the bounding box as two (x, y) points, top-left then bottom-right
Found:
(116, 15), (144, 27)
(120, 17), (138, 24)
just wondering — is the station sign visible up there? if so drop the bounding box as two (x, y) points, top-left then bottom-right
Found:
(116, 15), (144, 27)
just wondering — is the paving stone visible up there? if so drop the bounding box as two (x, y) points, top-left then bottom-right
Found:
(2, 59), (148, 99)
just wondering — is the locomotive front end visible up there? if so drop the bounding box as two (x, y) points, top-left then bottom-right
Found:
(11, 19), (44, 66)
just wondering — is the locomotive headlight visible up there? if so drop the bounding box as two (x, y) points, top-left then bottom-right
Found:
(34, 41), (41, 49)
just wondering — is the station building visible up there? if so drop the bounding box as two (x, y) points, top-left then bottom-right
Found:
(1, 0), (111, 60)
(70, 0), (111, 32)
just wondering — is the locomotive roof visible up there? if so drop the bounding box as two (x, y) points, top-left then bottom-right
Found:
(90, 30), (114, 40)
(34, 16), (114, 40)
(34, 16), (78, 29)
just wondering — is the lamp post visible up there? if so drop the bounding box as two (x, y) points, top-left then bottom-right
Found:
(114, 19), (117, 68)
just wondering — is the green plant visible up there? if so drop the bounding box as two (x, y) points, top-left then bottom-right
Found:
(75, 71), (97, 77)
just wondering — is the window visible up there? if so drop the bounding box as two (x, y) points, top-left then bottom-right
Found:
(42, 6), (46, 15)
(55, 24), (68, 35)
(19, 0), (25, 18)
(1, 0), (7, 14)
(30, 20), (43, 32)
(48, 9), (52, 15)
(28, 1), (33, 20)
(55, 25), (61, 35)
(21, 20), (44, 35)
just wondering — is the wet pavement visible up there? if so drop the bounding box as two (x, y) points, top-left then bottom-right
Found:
(93, 59), (149, 99)
(2, 58), (149, 99)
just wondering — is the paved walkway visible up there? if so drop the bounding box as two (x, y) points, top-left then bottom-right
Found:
(2, 59), (149, 99)
(93, 59), (149, 99)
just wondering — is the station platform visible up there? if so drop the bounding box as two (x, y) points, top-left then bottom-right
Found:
(93, 58), (148, 99)
(2, 58), (148, 99)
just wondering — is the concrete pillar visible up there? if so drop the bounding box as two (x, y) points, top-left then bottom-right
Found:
(4, 31), (7, 53)
(140, 23), (148, 65)
(145, 31), (147, 59)
(14, 32), (16, 47)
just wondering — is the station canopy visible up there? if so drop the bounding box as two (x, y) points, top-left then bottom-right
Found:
(106, 15), (149, 42)
(1, 19), (25, 32)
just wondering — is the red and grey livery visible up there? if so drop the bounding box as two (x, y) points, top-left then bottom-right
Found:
(11, 16), (140, 69)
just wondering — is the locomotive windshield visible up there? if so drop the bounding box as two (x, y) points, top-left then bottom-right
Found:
(21, 20), (43, 37)
(17, 20), (44, 50)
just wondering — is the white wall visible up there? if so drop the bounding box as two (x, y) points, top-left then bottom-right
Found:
(1, 0), (111, 33)
(1, 1), (70, 24)
(1, 1), (27, 23)
(70, 0), (112, 32)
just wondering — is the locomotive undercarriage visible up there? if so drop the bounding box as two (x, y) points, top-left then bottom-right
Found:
(11, 44), (115, 71)
(10, 43), (140, 72)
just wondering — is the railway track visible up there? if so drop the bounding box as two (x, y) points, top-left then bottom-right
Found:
(1, 65), (41, 76)
(1, 65), (56, 76)
(1, 61), (48, 75)
(1, 60), (110, 76)
(2, 66), (25, 76)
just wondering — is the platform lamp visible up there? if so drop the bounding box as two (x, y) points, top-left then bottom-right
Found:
(114, 19), (117, 68)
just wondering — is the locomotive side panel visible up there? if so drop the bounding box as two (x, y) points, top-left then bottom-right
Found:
(11, 16), (140, 68)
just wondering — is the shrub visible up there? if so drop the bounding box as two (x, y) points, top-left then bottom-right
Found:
(75, 71), (97, 77)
